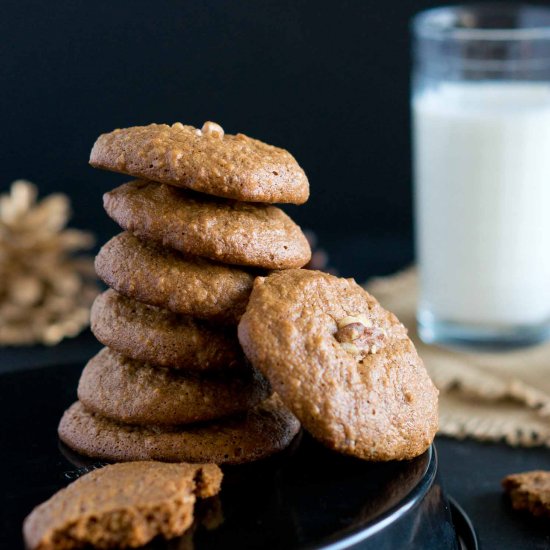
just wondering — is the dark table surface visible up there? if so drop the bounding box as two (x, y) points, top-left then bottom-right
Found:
(2, 234), (550, 549)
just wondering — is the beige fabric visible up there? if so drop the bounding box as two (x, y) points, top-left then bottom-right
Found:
(366, 268), (550, 447)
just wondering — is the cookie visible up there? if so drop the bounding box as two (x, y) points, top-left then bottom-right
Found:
(77, 348), (271, 426)
(58, 397), (300, 465)
(23, 461), (222, 550)
(89, 122), (309, 204)
(91, 289), (243, 371)
(104, 180), (311, 269)
(95, 232), (255, 323)
(502, 471), (550, 518)
(238, 269), (438, 461)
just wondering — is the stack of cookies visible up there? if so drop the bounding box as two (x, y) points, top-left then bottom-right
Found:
(58, 121), (311, 465)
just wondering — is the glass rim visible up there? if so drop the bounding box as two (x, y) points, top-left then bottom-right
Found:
(413, 3), (550, 41)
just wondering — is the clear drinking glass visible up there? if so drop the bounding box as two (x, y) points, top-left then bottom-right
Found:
(412, 4), (550, 347)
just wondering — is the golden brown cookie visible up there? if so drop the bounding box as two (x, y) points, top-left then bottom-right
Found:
(77, 348), (271, 426)
(91, 289), (243, 371)
(58, 398), (300, 465)
(502, 471), (550, 518)
(104, 180), (311, 269)
(238, 269), (438, 462)
(95, 232), (255, 323)
(90, 122), (309, 204)
(23, 461), (222, 550)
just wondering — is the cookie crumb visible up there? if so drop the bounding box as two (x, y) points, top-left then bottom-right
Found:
(503, 471), (550, 518)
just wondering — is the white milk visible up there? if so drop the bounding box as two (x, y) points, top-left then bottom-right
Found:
(413, 82), (550, 326)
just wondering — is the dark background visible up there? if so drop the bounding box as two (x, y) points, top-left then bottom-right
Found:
(4, 0), (550, 244)
(0, 0), (463, 246)
(4, 0), (548, 248)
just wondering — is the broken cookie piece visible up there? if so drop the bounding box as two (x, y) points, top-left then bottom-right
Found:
(23, 461), (222, 550)
(502, 470), (550, 518)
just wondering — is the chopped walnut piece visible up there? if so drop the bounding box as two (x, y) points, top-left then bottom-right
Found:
(201, 121), (224, 138)
(335, 315), (387, 358)
(338, 314), (371, 329)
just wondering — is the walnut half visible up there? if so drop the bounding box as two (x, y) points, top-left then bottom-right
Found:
(335, 315), (387, 358)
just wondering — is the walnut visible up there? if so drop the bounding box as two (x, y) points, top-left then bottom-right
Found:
(200, 121), (224, 139)
(0, 180), (97, 346)
(335, 315), (387, 358)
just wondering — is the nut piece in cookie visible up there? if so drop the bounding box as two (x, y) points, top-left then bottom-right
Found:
(23, 461), (222, 550)
(89, 122), (309, 204)
(335, 315), (389, 358)
(238, 269), (438, 462)
(503, 470), (550, 518)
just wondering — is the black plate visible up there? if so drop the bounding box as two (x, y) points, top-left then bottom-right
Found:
(0, 362), (459, 549)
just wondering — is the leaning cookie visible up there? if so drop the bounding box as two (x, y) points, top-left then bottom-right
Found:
(104, 180), (311, 269)
(91, 289), (244, 370)
(58, 398), (300, 465)
(78, 348), (271, 426)
(90, 121), (309, 204)
(95, 232), (255, 323)
(23, 461), (222, 550)
(238, 269), (438, 461)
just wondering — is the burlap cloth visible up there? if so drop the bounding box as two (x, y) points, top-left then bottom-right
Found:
(366, 268), (550, 447)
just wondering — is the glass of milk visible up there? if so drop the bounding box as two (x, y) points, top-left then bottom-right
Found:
(412, 5), (550, 347)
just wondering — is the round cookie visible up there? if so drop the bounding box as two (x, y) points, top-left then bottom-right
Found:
(58, 397), (301, 465)
(91, 289), (243, 371)
(89, 121), (309, 204)
(77, 348), (271, 426)
(95, 232), (255, 323)
(238, 269), (438, 462)
(104, 180), (311, 269)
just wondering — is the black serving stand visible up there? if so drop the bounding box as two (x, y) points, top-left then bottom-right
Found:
(0, 361), (477, 549)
